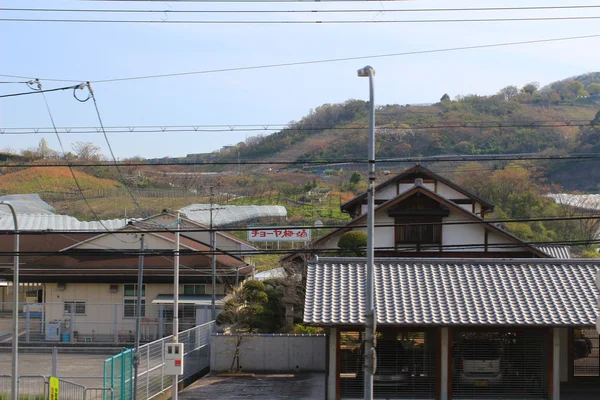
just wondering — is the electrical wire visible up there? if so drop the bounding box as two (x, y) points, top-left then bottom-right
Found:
(3, 153), (600, 168)
(0, 84), (84, 98)
(37, 86), (117, 236)
(4, 213), (600, 236)
(5, 5), (600, 14)
(1, 120), (596, 135)
(3, 238), (600, 257)
(85, 83), (151, 220)
(2, 33), (599, 84)
(4, 16), (600, 24)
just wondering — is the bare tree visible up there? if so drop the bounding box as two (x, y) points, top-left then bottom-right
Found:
(71, 141), (103, 161)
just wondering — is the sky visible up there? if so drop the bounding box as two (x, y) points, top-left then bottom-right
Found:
(1, 0), (600, 159)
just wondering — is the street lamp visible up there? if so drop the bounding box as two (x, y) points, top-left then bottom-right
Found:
(357, 66), (376, 400)
(0, 201), (19, 400)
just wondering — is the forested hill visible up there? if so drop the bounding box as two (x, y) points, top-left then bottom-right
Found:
(189, 73), (600, 190)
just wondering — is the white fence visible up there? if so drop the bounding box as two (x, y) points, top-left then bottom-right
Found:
(210, 333), (326, 373)
(0, 302), (199, 344)
(133, 320), (214, 400)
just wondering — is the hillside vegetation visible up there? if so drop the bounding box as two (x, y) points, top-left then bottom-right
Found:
(0, 167), (121, 193)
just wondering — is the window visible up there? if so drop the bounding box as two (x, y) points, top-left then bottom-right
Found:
(183, 284), (206, 295)
(63, 301), (86, 315)
(395, 217), (441, 245)
(123, 284), (146, 318)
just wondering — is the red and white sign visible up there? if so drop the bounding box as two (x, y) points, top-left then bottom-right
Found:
(248, 227), (311, 242)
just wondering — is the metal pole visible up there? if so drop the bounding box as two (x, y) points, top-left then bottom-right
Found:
(210, 187), (216, 321)
(0, 201), (19, 400)
(357, 66), (376, 400)
(173, 214), (180, 400)
(133, 234), (145, 400)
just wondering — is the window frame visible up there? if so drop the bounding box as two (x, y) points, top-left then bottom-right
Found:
(395, 216), (442, 246)
(63, 301), (86, 316)
(123, 284), (146, 319)
(183, 284), (206, 296)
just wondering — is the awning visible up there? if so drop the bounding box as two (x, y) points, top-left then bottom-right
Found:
(152, 294), (225, 306)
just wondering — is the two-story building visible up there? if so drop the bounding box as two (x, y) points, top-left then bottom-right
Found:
(294, 165), (599, 400)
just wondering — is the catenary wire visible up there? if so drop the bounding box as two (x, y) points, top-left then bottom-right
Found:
(1, 120), (595, 135)
(3, 153), (600, 168)
(4, 214), (600, 236)
(1, 33), (599, 84)
(0, 85), (83, 98)
(5, 5), (600, 14)
(4, 16), (600, 24)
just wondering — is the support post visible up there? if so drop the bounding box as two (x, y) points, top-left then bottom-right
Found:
(0, 201), (19, 400)
(70, 303), (75, 343)
(358, 65), (376, 400)
(327, 328), (338, 400)
(172, 213), (180, 400)
(553, 328), (560, 400)
(210, 187), (217, 321)
(52, 347), (58, 377)
(158, 304), (164, 338)
(113, 304), (119, 344)
(25, 308), (30, 342)
(133, 235), (145, 400)
(440, 328), (449, 400)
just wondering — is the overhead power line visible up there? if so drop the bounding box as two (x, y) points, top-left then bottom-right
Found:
(0, 120), (595, 135)
(0, 84), (84, 98)
(3, 15), (600, 24)
(4, 214), (600, 236)
(1, 33), (599, 84)
(3, 153), (600, 167)
(5, 5), (600, 14)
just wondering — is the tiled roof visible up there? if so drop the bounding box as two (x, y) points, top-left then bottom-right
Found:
(538, 246), (572, 259)
(304, 258), (599, 326)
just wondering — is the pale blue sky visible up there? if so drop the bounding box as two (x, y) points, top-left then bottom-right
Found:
(1, 0), (600, 158)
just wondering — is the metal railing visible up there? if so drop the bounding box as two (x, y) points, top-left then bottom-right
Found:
(132, 320), (214, 400)
(103, 349), (133, 400)
(0, 376), (112, 400)
(1, 302), (198, 345)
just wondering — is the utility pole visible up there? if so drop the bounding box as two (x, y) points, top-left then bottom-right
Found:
(133, 234), (145, 400)
(210, 187), (217, 320)
(172, 214), (180, 400)
(0, 201), (19, 400)
(357, 66), (376, 400)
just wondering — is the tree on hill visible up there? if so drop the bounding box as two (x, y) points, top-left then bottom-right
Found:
(521, 82), (539, 95)
(440, 93), (450, 102)
(567, 81), (585, 97)
(588, 83), (600, 95)
(498, 85), (519, 100)
(72, 142), (103, 161)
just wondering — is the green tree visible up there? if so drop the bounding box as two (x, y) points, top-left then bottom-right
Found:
(587, 83), (600, 95)
(350, 172), (362, 185)
(338, 231), (367, 256)
(566, 81), (584, 97)
(498, 85), (519, 100)
(440, 93), (450, 102)
(521, 82), (539, 95)
(216, 280), (269, 371)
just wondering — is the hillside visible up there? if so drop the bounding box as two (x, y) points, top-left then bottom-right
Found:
(0, 167), (121, 194)
(185, 72), (600, 191)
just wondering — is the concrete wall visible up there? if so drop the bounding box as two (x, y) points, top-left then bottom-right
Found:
(210, 334), (326, 373)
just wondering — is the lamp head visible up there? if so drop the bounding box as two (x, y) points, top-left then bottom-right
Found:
(357, 66), (375, 77)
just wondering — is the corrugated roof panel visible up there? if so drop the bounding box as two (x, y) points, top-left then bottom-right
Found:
(304, 258), (599, 326)
(0, 213), (126, 231)
(179, 204), (287, 227)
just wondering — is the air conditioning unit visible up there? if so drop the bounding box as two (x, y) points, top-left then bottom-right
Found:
(57, 283), (66, 291)
(109, 284), (119, 293)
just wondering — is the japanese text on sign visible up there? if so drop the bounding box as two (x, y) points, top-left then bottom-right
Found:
(49, 376), (60, 400)
(248, 227), (311, 242)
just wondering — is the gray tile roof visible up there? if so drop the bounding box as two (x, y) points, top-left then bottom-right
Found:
(0, 213), (126, 231)
(304, 258), (600, 327)
(538, 246), (572, 259)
